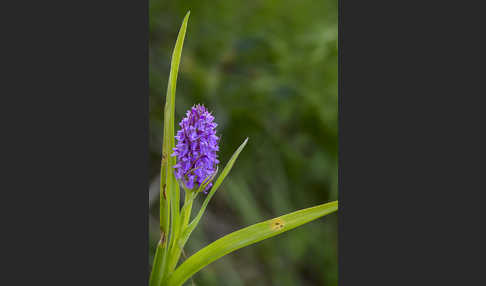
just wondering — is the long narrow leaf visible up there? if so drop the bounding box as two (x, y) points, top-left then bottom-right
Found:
(166, 11), (190, 244)
(167, 138), (249, 274)
(164, 10), (190, 282)
(160, 9), (189, 239)
(168, 200), (338, 286)
(148, 242), (165, 286)
(150, 11), (190, 286)
(184, 138), (249, 240)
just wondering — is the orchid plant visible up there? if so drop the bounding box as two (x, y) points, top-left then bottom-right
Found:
(149, 11), (338, 286)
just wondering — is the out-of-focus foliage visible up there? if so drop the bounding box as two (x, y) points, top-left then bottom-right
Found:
(149, 0), (338, 285)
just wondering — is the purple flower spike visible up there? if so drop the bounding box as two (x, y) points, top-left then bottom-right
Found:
(172, 104), (220, 193)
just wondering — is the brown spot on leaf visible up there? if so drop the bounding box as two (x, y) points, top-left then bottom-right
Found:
(270, 218), (285, 231)
(160, 232), (166, 244)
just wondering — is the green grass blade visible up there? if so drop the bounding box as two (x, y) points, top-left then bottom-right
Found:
(165, 12), (190, 279)
(166, 10), (190, 238)
(160, 9), (189, 240)
(168, 200), (338, 286)
(151, 11), (190, 286)
(166, 138), (248, 275)
(184, 138), (249, 239)
(148, 241), (165, 286)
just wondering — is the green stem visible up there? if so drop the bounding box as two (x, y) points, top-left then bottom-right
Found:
(163, 177), (181, 281)
(167, 190), (196, 276)
(182, 190), (195, 227)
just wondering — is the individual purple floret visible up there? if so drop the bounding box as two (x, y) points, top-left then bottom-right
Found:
(172, 104), (220, 192)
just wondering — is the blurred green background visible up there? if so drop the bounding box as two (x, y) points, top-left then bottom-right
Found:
(149, 0), (338, 285)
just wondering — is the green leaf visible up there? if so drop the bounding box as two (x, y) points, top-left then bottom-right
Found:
(150, 11), (190, 286)
(168, 200), (338, 286)
(183, 138), (249, 242)
(160, 9), (190, 239)
(148, 240), (165, 286)
(166, 10), (190, 242)
(166, 138), (249, 275)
